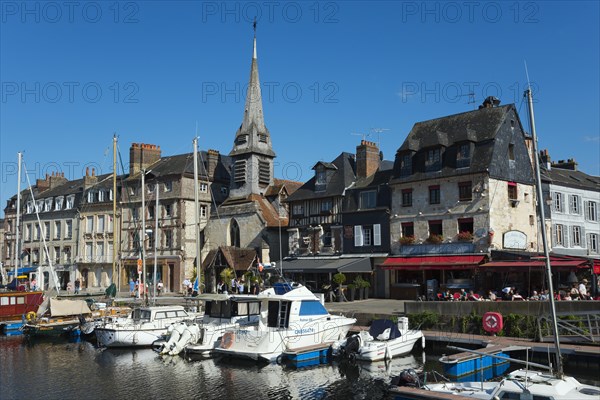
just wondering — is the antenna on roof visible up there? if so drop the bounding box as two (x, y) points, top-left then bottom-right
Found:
(370, 128), (389, 149)
(351, 132), (369, 141)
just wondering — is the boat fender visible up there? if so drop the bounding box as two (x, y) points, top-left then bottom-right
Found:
(275, 354), (284, 365)
(26, 311), (36, 321)
(221, 332), (234, 349)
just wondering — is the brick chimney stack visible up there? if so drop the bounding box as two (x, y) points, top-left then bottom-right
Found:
(552, 158), (578, 171)
(207, 149), (220, 178)
(540, 149), (551, 170)
(83, 167), (98, 188)
(356, 140), (380, 179)
(36, 171), (68, 192)
(129, 143), (162, 175)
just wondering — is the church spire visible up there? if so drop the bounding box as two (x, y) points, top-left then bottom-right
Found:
(230, 20), (275, 158)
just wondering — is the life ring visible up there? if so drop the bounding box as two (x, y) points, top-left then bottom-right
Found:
(221, 332), (234, 349)
(26, 311), (36, 321)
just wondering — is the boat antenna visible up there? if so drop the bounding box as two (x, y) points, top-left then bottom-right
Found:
(524, 64), (563, 378)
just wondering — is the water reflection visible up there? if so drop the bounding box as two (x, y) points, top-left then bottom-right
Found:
(1, 334), (598, 400)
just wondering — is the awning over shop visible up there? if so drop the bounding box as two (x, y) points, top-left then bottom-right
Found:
(7, 266), (38, 276)
(380, 255), (485, 271)
(281, 257), (372, 274)
(480, 260), (588, 268)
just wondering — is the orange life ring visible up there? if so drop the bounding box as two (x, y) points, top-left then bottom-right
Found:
(221, 332), (235, 349)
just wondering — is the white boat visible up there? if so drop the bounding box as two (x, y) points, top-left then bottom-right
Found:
(95, 305), (199, 347)
(213, 282), (356, 362)
(424, 369), (600, 400)
(156, 293), (261, 356)
(332, 318), (424, 362)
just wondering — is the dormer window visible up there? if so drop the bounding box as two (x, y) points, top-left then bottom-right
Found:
(456, 143), (471, 168)
(98, 190), (106, 202)
(44, 198), (52, 212)
(54, 196), (64, 211)
(425, 148), (442, 172)
(360, 191), (377, 209)
(316, 169), (326, 185)
(399, 153), (412, 177)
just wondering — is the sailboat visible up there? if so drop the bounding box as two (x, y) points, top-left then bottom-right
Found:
(409, 89), (600, 399)
(0, 153), (45, 333)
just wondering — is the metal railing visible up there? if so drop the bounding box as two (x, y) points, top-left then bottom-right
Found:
(538, 311), (600, 344)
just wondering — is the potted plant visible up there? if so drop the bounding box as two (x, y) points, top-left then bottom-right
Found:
(346, 283), (356, 302)
(220, 268), (235, 292)
(426, 233), (443, 244)
(457, 231), (474, 242)
(399, 235), (416, 246)
(362, 279), (371, 300)
(333, 272), (346, 302)
(354, 276), (365, 300)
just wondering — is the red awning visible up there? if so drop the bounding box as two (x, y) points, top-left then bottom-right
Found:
(380, 255), (485, 270)
(593, 260), (600, 275)
(481, 260), (588, 268)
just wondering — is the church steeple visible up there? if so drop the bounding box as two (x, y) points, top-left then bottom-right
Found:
(229, 23), (276, 198)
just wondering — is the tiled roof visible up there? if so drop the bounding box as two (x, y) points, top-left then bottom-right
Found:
(201, 246), (257, 271)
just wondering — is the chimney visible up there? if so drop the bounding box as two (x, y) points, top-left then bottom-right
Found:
(83, 169), (98, 189)
(48, 171), (68, 189)
(35, 174), (51, 192)
(356, 140), (380, 178)
(479, 96), (501, 109)
(129, 143), (162, 175)
(552, 158), (578, 171)
(540, 149), (551, 170)
(207, 149), (219, 178)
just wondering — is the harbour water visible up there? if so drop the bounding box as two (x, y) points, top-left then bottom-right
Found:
(1, 335), (598, 400)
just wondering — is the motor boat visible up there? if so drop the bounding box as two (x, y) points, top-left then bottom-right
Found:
(332, 318), (424, 362)
(95, 305), (199, 348)
(155, 293), (261, 356)
(423, 369), (600, 400)
(213, 282), (356, 362)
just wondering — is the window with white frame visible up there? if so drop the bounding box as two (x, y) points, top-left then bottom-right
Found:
(44, 222), (50, 240)
(44, 198), (52, 212)
(107, 216), (113, 233)
(292, 204), (304, 216)
(26, 201), (34, 214)
(54, 221), (61, 239)
(569, 195), (581, 215)
(164, 204), (172, 217)
(35, 225), (41, 240)
(554, 224), (566, 246)
(97, 243), (104, 259)
(65, 220), (72, 239)
(85, 242), (93, 262)
(98, 190), (106, 202)
(25, 224), (32, 241)
(589, 233), (599, 254)
(571, 226), (583, 247)
(200, 205), (207, 218)
(54, 247), (60, 264)
(65, 195), (75, 209)
(354, 224), (381, 247)
(86, 216), (93, 233)
(87, 190), (94, 203)
(586, 201), (598, 222)
(200, 183), (208, 193)
(36, 200), (43, 213)
(97, 215), (105, 232)
(54, 196), (64, 211)
(553, 192), (564, 212)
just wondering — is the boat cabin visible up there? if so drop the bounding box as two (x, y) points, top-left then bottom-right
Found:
(200, 294), (261, 324)
(132, 306), (189, 322)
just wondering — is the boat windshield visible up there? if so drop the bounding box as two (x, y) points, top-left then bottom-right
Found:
(132, 309), (151, 321)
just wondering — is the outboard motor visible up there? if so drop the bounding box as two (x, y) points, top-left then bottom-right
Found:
(339, 334), (361, 360)
(392, 369), (422, 388)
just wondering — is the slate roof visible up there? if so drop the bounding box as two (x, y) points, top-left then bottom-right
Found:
(126, 151), (232, 182)
(398, 105), (515, 152)
(546, 166), (600, 192)
(392, 104), (529, 183)
(285, 152), (357, 202)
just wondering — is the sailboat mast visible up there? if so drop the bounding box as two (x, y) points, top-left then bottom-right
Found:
(193, 137), (202, 294)
(14, 152), (22, 281)
(526, 88), (563, 378)
(141, 169), (147, 303)
(112, 135), (118, 290)
(153, 183), (159, 304)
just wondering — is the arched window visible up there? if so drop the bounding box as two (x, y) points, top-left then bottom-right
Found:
(230, 219), (240, 248)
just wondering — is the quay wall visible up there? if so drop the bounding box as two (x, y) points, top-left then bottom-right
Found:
(404, 300), (599, 317)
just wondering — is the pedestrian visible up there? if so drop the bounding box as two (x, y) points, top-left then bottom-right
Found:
(217, 280), (224, 293)
(578, 279), (589, 300)
(182, 278), (191, 295)
(129, 278), (135, 296)
(66, 281), (73, 294)
(569, 283), (580, 300)
(74, 279), (81, 295)
(31, 278), (37, 291)
(157, 280), (164, 296)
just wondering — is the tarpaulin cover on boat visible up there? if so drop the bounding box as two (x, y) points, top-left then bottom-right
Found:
(49, 298), (92, 317)
(368, 319), (401, 340)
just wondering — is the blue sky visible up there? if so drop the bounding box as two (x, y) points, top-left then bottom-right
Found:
(1, 1), (599, 217)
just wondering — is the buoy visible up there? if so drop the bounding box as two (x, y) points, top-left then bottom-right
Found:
(26, 311), (36, 321)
